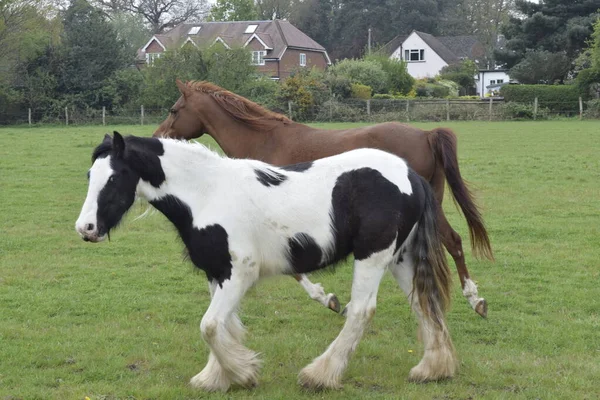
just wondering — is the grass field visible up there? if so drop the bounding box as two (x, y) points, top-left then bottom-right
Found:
(1, 121), (599, 400)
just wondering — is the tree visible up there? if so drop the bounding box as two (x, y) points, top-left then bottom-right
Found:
(289, 0), (332, 51)
(327, 58), (389, 94)
(495, 0), (599, 69)
(256, 0), (295, 20)
(365, 54), (414, 95)
(508, 50), (571, 84)
(60, 0), (128, 105)
(441, 0), (515, 68)
(207, 0), (258, 21)
(109, 12), (151, 61)
(94, 0), (208, 33)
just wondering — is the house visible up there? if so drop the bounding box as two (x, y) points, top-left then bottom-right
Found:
(137, 20), (331, 80)
(477, 69), (511, 97)
(383, 31), (511, 97)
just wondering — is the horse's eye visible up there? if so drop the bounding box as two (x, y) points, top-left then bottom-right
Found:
(108, 176), (115, 183)
(170, 108), (177, 115)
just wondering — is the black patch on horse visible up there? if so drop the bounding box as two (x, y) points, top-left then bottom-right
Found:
(281, 161), (313, 173)
(254, 168), (288, 187)
(92, 133), (166, 188)
(328, 167), (424, 263)
(287, 233), (324, 274)
(150, 195), (232, 286)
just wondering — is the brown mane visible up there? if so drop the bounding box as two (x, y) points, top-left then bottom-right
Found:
(187, 81), (291, 130)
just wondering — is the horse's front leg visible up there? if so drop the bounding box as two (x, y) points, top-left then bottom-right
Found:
(298, 248), (391, 389)
(190, 267), (261, 392)
(294, 274), (341, 313)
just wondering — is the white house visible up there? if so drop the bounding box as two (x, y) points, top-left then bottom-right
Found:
(384, 31), (512, 98)
(476, 69), (511, 97)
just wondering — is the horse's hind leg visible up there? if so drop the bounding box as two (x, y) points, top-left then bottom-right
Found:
(191, 268), (261, 392)
(437, 209), (487, 317)
(390, 256), (456, 382)
(294, 274), (341, 313)
(298, 248), (391, 390)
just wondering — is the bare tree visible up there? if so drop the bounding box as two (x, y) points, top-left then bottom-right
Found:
(95, 0), (209, 33)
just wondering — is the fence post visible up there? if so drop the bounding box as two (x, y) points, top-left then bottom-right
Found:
(65, 107), (69, 126)
(366, 99), (371, 118)
(446, 99), (450, 121)
(288, 101), (293, 120)
(579, 96), (583, 120)
(102, 106), (106, 126)
(140, 105), (144, 125)
(28, 108), (32, 126)
(406, 100), (410, 122)
(533, 97), (538, 120)
(488, 98), (493, 121)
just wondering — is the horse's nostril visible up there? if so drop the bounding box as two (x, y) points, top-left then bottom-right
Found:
(86, 223), (95, 231)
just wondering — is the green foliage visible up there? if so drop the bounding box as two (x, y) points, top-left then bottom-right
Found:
(591, 17), (600, 71)
(109, 12), (151, 62)
(205, 46), (258, 94)
(60, 0), (128, 100)
(207, 0), (258, 21)
(99, 68), (145, 112)
(372, 93), (395, 99)
(350, 83), (371, 99)
(574, 68), (600, 99)
(365, 54), (414, 95)
(500, 84), (580, 113)
(439, 60), (478, 95)
(324, 74), (352, 99)
(242, 76), (283, 112)
(280, 68), (328, 121)
(141, 46), (209, 109)
(500, 102), (549, 120)
(496, 1), (599, 68)
(328, 58), (388, 94)
(509, 50), (571, 84)
(414, 79), (452, 98)
(584, 98), (600, 118)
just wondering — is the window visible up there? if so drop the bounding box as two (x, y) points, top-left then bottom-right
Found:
(300, 53), (306, 67)
(404, 49), (425, 62)
(251, 50), (266, 65)
(188, 26), (200, 35)
(145, 53), (161, 65)
(497, 79), (504, 84)
(245, 24), (258, 34)
(490, 80), (496, 85)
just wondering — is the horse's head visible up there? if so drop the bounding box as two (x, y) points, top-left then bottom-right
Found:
(75, 132), (140, 242)
(154, 80), (206, 140)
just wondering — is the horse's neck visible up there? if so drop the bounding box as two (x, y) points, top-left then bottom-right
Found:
(137, 141), (226, 203)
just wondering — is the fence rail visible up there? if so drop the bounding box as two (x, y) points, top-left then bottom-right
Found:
(0, 97), (594, 126)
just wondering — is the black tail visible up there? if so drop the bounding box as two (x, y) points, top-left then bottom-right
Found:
(412, 178), (452, 329)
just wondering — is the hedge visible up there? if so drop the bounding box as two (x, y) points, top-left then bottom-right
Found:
(500, 84), (580, 113)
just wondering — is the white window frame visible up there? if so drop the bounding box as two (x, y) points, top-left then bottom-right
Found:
(245, 24), (258, 34)
(300, 53), (306, 67)
(145, 53), (161, 65)
(188, 26), (201, 35)
(251, 50), (266, 66)
(404, 49), (425, 62)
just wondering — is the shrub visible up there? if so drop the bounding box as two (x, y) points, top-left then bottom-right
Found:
(280, 68), (328, 121)
(584, 99), (600, 118)
(372, 93), (395, 99)
(414, 80), (451, 98)
(500, 85), (580, 113)
(439, 60), (478, 95)
(365, 54), (414, 95)
(351, 83), (371, 99)
(325, 74), (352, 99)
(314, 99), (363, 122)
(500, 102), (549, 120)
(328, 59), (388, 94)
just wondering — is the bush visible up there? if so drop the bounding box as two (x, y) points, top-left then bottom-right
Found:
(439, 60), (478, 95)
(280, 68), (328, 121)
(574, 68), (600, 99)
(414, 80), (451, 98)
(584, 99), (600, 118)
(242, 76), (284, 113)
(500, 84), (580, 113)
(500, 102), (549, 120)
(365, 54), (414, 95)
(372, 93), (395, 99)
(328, 59), (388, 94)
(351, 83), (371, 99)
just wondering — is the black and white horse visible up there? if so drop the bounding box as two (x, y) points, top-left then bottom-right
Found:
(75, 132), (457, 391)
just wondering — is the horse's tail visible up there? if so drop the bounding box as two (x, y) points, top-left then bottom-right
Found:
(428, 127), (493, 260)
(412, 178), (452, 328)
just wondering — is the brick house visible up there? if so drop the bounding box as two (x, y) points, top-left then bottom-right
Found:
(137, 20), (331, 80)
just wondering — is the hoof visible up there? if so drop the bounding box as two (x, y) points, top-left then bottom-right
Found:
(475, 299), (488, 318)
(298, 363), (342, 390)
(327, 294), (341, 313)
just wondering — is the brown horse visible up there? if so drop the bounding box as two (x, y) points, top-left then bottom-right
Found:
(154, 80), (493, 317)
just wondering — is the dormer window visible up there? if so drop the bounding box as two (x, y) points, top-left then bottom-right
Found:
(404, 49), (425, 61)
(245, 24), (258, 34)
(188, 26), (201, 35)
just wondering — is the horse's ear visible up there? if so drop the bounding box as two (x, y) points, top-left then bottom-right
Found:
(176, 79), (188, 97)
(112, 131), (126, 159)
(103, 133), (111, 143)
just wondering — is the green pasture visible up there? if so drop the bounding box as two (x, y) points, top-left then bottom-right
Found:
(1, 121), (599, 399)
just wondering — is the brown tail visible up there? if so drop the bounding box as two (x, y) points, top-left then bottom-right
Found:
(413, 177), (452, 327)
(428, 128), (494, 261)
